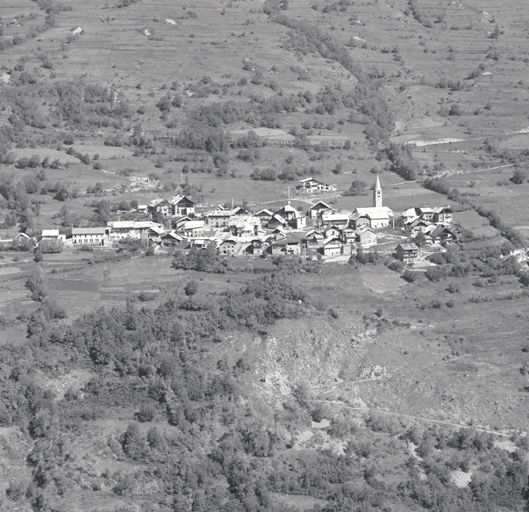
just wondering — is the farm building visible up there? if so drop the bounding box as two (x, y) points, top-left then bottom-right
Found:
(71, 227), (108, 245)
(41, 229), (60, 241)
(108, 221), (159, 239)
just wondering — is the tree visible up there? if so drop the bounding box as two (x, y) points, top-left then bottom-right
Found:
(54, 188), (70, 201)
(184, 280), (198, 296)
(510, 168), (527, 185)
(34, 249), (44, 263)
(449, 104), (461, 116)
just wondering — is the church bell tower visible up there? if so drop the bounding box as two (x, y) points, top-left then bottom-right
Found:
(373, 174), (382, 208)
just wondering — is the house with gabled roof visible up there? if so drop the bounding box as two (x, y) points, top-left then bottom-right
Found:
(231, 206), (250, 217)
(160, 232), (184, 246)
(308, 201), (332, 220)
(267, 214), (288, 230)
(321, 236), (344, 257)
(415, 207), (435, 222)
(430, 225), (458, 245)
(321, 211), (350, 228)
(357, 229), (377, 247)
(205, 209), (232, 228)
(269, 233), (304, 255)
(255, 209), (273, 224)
(407, 218), (432, 235)
(297, 177), (336, 194)
(342, 228), (356, 243)
(147, 225), (166, 242)
(218, 238), (238, 256)
(324, 225), (342, 239)
(169, 195), (195, 216)
(246, 238), (266, 256)
(350, 213), (370, 230)
(149, 198), (173, 217)
(181, 220), (205, 238)
(395, 242), (419, 262)
(433, 206), (453, 224)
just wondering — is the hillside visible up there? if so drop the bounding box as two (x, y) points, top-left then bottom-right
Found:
(1, 0), (529, 511)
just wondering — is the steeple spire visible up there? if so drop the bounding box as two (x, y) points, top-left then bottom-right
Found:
(373, 175), (382, 208)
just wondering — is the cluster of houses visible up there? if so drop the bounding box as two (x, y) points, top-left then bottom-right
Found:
(400, 206), (457, 245)
(24, 176), (457, 262)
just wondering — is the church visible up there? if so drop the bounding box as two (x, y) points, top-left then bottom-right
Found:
(351, 175), (394, 229)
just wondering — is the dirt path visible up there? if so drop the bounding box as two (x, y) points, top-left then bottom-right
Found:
(330, 401), (517, 437)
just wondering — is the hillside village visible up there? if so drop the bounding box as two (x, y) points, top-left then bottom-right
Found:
(4, 175), (457, 263)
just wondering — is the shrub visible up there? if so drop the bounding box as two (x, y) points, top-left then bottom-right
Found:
(402, 270), (416, 283)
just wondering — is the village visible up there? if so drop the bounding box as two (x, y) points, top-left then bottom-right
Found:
(4, 175), (457, 265)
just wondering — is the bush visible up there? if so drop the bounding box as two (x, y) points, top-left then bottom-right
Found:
(402, 269), (416, 282)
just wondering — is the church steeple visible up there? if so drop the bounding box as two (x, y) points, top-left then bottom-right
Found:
(373, 174), (382, 208)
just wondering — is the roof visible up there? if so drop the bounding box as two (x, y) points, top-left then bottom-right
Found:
(431, 226), (457, 237)
(432, 206), (452, 213)
(309, 201), (331, 210)
(269, 214), (287, 225)
(42, 229), (59, 237)
(170, 194), (195, 205)
(109, 221), (156, 229)
(275, 203), (297, 214)
(256, 209), (273, 216)
(162, 232), (183, 240)
(398, 243), (419, 251)
(231, 206), (249, 215)
(148, 226), (166, 235)
(321, 212), (350, 222)
(206, 209), (232, 217)
(72, 227), (106, 235)
(375, 174), (382, 191)
(148, 198), (165, 207)
(285, 233), (305, 244)
(409, 218), (430, 227)
(183, 220), (205, 229)
(322, 236), (343, 246)
(300, 177), (329, 185)
(358, 230), (376, 239)
(355, 207), (393, 219)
